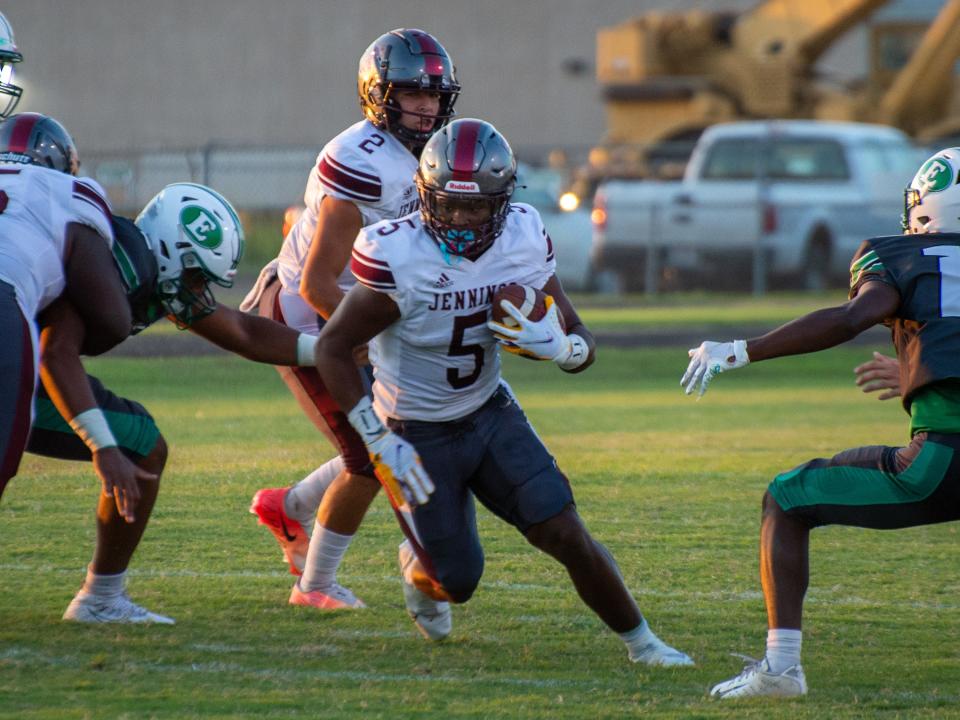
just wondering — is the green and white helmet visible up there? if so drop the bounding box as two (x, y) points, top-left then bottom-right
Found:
(135, 183), (244, 325)
(0, 12), (23, 119)
(903, 147), (960, 234)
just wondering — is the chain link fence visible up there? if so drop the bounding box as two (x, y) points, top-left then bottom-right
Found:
(84, 143), (599, 215)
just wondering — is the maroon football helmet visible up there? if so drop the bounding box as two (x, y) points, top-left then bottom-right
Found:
(358, 29), (460, 152)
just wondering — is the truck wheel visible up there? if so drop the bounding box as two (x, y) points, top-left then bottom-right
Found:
(803, 231), (831, 291)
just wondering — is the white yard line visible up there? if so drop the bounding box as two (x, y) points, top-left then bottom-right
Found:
(2, 564), (958, 611)
(0, 646), (613, 690)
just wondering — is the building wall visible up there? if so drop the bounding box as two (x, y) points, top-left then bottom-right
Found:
(7, 0), (759, 154)
(4, 0), (942, 209)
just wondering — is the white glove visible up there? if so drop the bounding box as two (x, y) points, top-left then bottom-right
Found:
(488, 297), (588, 369)
(366, 429), (434, 507)
(347, 397), (435, 507)
(681, 340), (750, 397)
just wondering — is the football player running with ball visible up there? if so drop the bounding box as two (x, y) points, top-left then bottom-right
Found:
(314, 118), (693, 665)
(245, 28), (461, 613)
(682, 147), (960, 698)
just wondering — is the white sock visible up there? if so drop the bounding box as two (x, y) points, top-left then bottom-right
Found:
(284, 456), (343, 531)
(81, 565), (126, 598)
(620, 618), (663, 662)
(765, 628), (802, 674)
(298, 526), (354, 593)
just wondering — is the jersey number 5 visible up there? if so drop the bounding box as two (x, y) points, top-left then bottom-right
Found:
(447, 311), (486, 389)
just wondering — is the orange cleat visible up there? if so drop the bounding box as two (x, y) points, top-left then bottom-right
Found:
(289, 581), (366, 610)
(249, 487), (309, 575)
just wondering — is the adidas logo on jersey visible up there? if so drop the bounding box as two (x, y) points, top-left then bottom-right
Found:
(433, 273), (454, 289)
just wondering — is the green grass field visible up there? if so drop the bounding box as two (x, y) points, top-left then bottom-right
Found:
(2, 298), (959, 718)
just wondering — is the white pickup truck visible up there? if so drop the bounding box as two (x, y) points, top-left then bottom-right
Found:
(591, 120), (924, 292)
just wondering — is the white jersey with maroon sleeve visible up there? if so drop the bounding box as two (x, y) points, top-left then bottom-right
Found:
(351, 203), (557, 422)
(275, 121), (420, 328)
(0, 164), (114, 319)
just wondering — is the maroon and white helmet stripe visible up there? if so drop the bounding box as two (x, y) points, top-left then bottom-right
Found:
(450, 120), (481, 182)
(7, 113), (39, 153)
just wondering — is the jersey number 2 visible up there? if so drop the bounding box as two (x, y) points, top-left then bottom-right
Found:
(447, 311), (486, 389)
(359, 134), (386, 155)
(924, 245), (960, 316)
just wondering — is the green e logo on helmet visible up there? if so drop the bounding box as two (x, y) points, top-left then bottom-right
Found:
(180, 206), (222, 249)
(917, 157), (954, 194)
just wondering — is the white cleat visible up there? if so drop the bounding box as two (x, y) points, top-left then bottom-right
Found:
(63, 591), (175, 625)
(710, 656), (807, 699)
(629, 635), (695, 667)
(398, 540), (451, 641)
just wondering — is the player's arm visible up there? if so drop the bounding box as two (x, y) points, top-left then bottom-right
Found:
(37, 299), (156, 522)
(299, 197), (363, 319)
(317, 283), (398, 414)
(746, 280), (900, 360)
(541, 274), (596, 373)
(682, 280), (901, 396)
(187, 303), (318, 366)
(316, 284), (433, 507)
(63, 222), (132, 354)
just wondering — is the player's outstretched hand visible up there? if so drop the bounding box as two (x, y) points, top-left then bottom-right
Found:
(488, 297), (569, 361)
(92, 447), (158, 523)
(681, 340), (750, 397)
(854, 351), (900, 400)
(367, 430), (435, 507)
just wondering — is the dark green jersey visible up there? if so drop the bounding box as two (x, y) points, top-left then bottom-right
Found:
(111, 215), (163, 335)
(110, 214), (216, 335)
(849, 232), (960, 414)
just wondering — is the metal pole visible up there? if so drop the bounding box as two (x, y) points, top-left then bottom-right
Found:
(646, 199), (660, 295)
(753, 131), (770, 296)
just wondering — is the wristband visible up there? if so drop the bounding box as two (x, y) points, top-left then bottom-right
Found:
(732, 339), (750, 365)
(68, 408), (118, 452)
(296, 333), (320, 366)
(346, 396), (387, 445)
(556, 333), (589, 370)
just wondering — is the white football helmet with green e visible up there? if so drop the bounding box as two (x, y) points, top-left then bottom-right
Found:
(135, 183), (244, 325)
(0, 12), (22, 119)
(903, 147), (960, 234)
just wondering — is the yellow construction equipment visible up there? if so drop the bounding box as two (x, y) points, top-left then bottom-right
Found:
(583, 0), (960, 186)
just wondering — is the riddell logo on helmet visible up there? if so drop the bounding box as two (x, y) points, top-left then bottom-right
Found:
(0, 150), (30, 165)
(444, 180), (480, 192)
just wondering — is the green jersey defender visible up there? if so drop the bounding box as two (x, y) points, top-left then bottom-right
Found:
(683, 146), (960, 700)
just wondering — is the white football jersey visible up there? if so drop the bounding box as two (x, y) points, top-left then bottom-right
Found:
(276, 120), (420, 316)
(0, 164), (114, 319)
(351, 203), (557, 422)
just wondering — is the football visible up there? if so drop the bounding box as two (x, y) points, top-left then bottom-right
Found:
(491, 284), (565, 331)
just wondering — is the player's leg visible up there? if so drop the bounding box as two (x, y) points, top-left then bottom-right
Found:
(248, 280), (343, 575)
(27, 375), (173, 624)
(89, 434), (165, 575)
(387, 413), (490, 640)
(278, 365), (377, 609)
(0, 284), (36, 501)
(255, 281), (374, 606)
(471, 387), (692, 666)
(712, 434), (960, 699)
